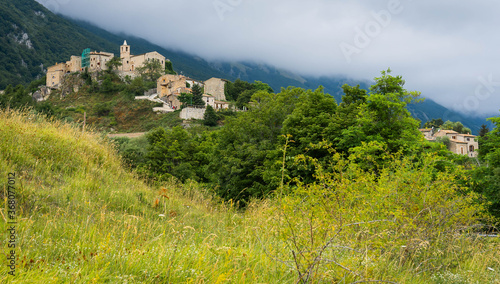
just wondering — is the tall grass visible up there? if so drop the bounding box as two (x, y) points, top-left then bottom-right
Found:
(0, 109), (498, 283)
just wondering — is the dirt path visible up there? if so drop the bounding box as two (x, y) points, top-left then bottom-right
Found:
(107, 132), (146, 138)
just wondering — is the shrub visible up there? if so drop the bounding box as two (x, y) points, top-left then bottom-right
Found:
(266, 143), (488, 283)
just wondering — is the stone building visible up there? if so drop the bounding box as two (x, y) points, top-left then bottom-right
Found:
(89, 51), (114, 71)
(423, 129), (479, 158)
(157, 74), (190, 109)
(119, 41), (166, 75)
(46, 63), (67, 88)
(204, 77), (228, 101)
(46, 41), (167, 89)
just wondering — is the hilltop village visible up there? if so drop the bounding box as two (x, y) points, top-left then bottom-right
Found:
(46, 41), (229, 119)
(44, 41), (479, 157)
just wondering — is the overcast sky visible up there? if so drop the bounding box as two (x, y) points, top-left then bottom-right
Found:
(36, 0), (500, 116)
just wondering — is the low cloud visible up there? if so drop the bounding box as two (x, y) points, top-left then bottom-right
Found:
(36, 0), (500, 115)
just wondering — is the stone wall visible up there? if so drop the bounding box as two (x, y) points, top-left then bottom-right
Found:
(204, 77), (226, 101)
(180, 107), (206, 120)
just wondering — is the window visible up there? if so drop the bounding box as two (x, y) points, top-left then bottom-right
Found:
(461, 147), (464, 154)
(469, 145), (475, 152)
(452, 136), (456, 139)
(467, 138), (470, 141)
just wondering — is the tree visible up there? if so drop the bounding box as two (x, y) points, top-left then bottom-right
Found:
(424, 118), (444, 129)
(137, 59), (163, 83)
(143, 126), (197, 181)
(224, 79), (253, 101)
(191, 84), (205, 106)
(271, 87), (338, 185)
(479, 124), (489, 137)
(208, 89), (299, 204)
(81, 67), (92, 85)
(348, 69), (423, 155)
(203, 105), (218, 126)
(165, 61), (176, 75)
(471, 116), (500, 218)
(126, 77), (147, 97)
(105, 56), (122, 73)
(327, 84), (367, 153)
(226, 79), (274, 106)
(178, 93), (193, 108)
(0, 84), (34, 110)
(235, 89), (255, 109)
(100, 77), (117, 95)
(441, 120), (472, 134)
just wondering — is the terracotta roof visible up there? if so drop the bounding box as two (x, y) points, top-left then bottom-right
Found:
(439, 130), (459, 134)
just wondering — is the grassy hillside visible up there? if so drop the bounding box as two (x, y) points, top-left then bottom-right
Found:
(0, 109), (289, 282)
(1, 109), (499, 283)
(45, 84), (183, 133)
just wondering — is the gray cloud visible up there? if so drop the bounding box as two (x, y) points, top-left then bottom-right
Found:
(36, 0), (500, 115)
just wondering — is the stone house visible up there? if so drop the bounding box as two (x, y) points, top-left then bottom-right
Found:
(89, 51), (114, 71)
(419, 128), (435, 141)
(157, 74), (191, 109)
(430, 129), (479, 157)
(46, 63), (67, 88)
(157, 75), (230, 110)
(213, 100), (229, 110)
(204, 77), (228, 101)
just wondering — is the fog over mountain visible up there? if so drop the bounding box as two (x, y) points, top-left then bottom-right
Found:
(36, 0), (500, 116)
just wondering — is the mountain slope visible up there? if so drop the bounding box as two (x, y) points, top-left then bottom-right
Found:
(0, 0), (121, 88)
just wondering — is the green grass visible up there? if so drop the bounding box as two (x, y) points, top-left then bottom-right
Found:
(0, 109), (499, 283)
(46, 82), (183, 133)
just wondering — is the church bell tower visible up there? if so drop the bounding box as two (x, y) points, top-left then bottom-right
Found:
(120, 40), (130, 59)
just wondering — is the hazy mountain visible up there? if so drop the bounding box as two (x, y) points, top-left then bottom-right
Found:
(1, 0), (490, 133)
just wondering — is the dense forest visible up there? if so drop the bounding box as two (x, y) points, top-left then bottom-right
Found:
(106, 69), (499, 220)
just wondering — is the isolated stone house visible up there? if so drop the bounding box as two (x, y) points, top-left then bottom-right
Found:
(424, 129), (479, 157)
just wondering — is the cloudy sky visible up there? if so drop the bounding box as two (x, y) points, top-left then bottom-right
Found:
(36, 0), (500, 116)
